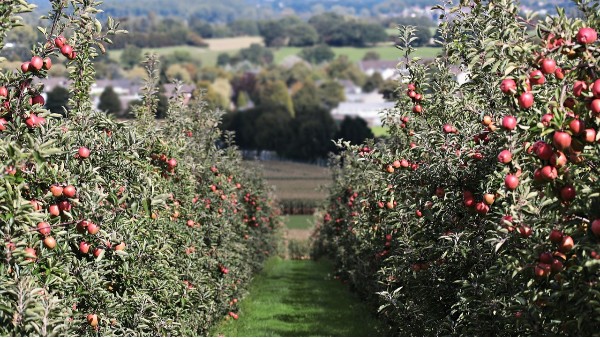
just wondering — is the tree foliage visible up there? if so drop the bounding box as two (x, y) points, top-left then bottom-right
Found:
(119, 44), (142, 69)
(315, 1), (600, 336)
(98, 86), (122, 115)
(0, 3), (279, 336)
(45, 85), (70, 116)
(299, 44), (335, 64)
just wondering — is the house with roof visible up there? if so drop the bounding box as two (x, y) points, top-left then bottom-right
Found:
(358, 60), (402, 80)
(330, 78), (395, 127)
(37, 77), (197, 115)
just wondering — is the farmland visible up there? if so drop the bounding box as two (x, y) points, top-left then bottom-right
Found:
(249, 160), (331, 202)
(273, 45), (441, 63)
(107, 36), (441, 67)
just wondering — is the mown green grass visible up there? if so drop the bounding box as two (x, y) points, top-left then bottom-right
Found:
(286, 215), (314, 230)
(210, 257), (385, 337)
(371, 125), (389, 137)
(109, 40), (441, 69)
(274, 45), (440, 63)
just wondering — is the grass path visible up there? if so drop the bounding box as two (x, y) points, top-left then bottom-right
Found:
(210, 258), (384, 337)
(285, 215), (314, 230)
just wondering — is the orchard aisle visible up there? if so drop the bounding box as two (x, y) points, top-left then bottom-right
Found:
(210, 257), (385, 337)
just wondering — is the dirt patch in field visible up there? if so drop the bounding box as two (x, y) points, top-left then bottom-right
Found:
(205, 36), (264, 51)
(286, 229), (312, 241)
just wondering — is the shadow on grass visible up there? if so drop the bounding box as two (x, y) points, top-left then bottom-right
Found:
(212, 258), (385, 337)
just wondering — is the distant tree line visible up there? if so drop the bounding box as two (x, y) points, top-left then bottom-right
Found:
(221, 68), (373, 162)
(106, 11), (432, 50)
(111, 17), (207, 49)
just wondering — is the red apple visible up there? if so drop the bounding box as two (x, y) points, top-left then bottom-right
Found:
(475, 202), (489, 214)
(443, 124), (455, 134)
(50, 185), (63, 197)
(540, 59), (556, 74)
(553, 131), (572, 150)
(37, 222), (51, 236)
(63, 185), (76, 198)
(540, 165), (558, 181)
(591, 99), (600, 114)
(500, 215), (513, 228)
(60, 45), (73, 57)
(54, 36), (66, 48)
(558, 235), (574, 253)
(87, 314), (98, 327)
(533, 168), (544, 183)
(497, 150), (512, 164)
(518, 92), (534, 109)
(569, 119), (585, 135)
(93, 247), (103, 258)
(412, 104), (422, 114)
(519, 225), (532, 238)
(583, 128), (596, 143)
(24, 247), (37, 261)
(560, 185), (576, 201)
(79, 241), (90, 254)
(541, 113), (553, 126)
(591, 79), (600, 98)
(20, 62), (31, 73)
(30, 200), (42, 211)
(534, 141), (553, 160)
(43, 57), (52, 70)
(114, 242), (126, 251)
(30, 56), (43, 71)
(564, 97), (576, 109)
(591, 219), (600, 237)
(78, 147), (90, 158)
(500, 78), (517, 94)
(529, 69), (545, 85)
(551, 259), (563, 273)
(554, 67), (564, 79)
(31, 95), (45, 106)
(505, 174), (519, 190)
(502, 115), (517, 130)
(550, 151), (567, 168)
(43, 236), (56, 249)
(0, 118), (6, 131)
(539, 251), (553, 264)
(87, 222), (100, 235)
(549, 229), (563, 244)
(57, 200), (71, 211)
(576, 27), (597, 44)
(24, 114), (45, 128)
(573, 81), (587, 97)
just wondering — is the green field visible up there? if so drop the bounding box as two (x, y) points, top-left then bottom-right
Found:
(285, 215), (315, 230)
(108, 36), (441, 68)
(274, 45), (441, 64)
(371, 125), (389, 137)
(210, 258), (384, 337)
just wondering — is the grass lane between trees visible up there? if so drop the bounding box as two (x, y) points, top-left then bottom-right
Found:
(210, 257), (385, 337)
(285, 215), (315, 230)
